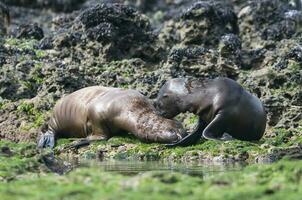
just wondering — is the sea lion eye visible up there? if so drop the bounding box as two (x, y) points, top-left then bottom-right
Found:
(163, 94), (169, 98)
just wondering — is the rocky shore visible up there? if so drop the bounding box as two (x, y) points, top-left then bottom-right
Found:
(0, 0), (301, 199)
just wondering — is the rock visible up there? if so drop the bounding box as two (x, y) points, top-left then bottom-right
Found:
(45, 3), (162, 62)
(219, 33), (241, 57)
(14, 23), (44, 40)
(239, 0), (302, 48)
(39, 153), (72, 175)
(165, 45), (239, 78)
(0, 2), (10, 35)
(159, 1), (238, 48)
(3, 0), (85, 12)
(0, 146), (14, 157)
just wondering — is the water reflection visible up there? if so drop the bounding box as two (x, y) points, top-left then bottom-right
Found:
(81, 160), (246, 177)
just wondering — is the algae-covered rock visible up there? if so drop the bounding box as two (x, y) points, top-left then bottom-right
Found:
(14, 23), (44, 40)
(164, 44), (239, 79)
(238, 0), (302, 48)
(43, 3), (163, 62)
(159, 1), (238, 48)
(2, 0), (85, 12)
(0, 2), (9, 35)
(238, 39), (302, 129)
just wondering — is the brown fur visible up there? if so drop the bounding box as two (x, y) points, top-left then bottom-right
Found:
(45, 86), (186, 146)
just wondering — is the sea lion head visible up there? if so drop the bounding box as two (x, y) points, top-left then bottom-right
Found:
(155, 118), (187, 143)
(155, 78), (189, 119)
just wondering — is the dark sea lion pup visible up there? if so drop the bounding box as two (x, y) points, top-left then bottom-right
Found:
(38, 86), (186, 148)
(155, 77), (267, 147)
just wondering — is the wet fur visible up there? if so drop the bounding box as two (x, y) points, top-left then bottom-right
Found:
(156, 77), (267, 146)
(38, 86), (185, 148)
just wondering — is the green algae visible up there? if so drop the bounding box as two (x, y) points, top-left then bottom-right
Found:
(0, 99), (5, 110)
(0, 141), (41, 181)
(0, 116), (301, 200)
(4, 38), (46, 59)
(52, 126), (302, 163)
(60, 136), (263, 162)
(265, 128), (295, 147)
(0, 153), (302, 200)
(16, 101), (49, 131)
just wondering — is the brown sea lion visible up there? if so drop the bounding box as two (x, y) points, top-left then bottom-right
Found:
(155, 77), (267, 147)
(38, 86), (186, 148)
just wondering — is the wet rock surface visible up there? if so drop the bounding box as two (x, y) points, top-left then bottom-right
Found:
(0, 0), (301, 164)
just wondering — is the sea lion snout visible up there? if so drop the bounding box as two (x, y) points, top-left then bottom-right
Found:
(156, 120), (187, 143)
(160, 129), (182, 143)
(155, 101), (179, 119)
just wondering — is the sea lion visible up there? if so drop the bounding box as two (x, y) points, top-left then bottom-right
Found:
(154, 77), (267, 147)
(38, 86), (186, 148)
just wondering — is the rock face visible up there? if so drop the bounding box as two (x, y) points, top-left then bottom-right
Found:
(14, 23), (44, 40)
(41, 3), (162, 62)
(0, 0), (301, 155)
(0, 2), (10, 35)
(2, 0), (86, 12)
(238, 0), (302, 48)
(159, 1), (238, 48)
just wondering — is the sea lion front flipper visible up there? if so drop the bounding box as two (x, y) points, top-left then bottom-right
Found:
(37, 131), (55, 149)
(165, 118), (207, 147)
(165, 131), (200, 147)
(202, 114), (226, 140)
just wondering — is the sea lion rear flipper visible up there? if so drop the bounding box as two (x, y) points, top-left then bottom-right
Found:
(165, 118), (207, 147)
(37, 131), (55, 149)
(202, 114), (226, 140)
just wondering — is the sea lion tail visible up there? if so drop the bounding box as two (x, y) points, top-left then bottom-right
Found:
(37, 131), (55, 149)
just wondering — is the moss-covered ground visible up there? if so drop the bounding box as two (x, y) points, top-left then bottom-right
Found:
(52, 125), (301, 164)
(1, 139), (302, 200)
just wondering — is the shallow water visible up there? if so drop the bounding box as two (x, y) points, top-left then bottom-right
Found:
(81, 160), (246, 177)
